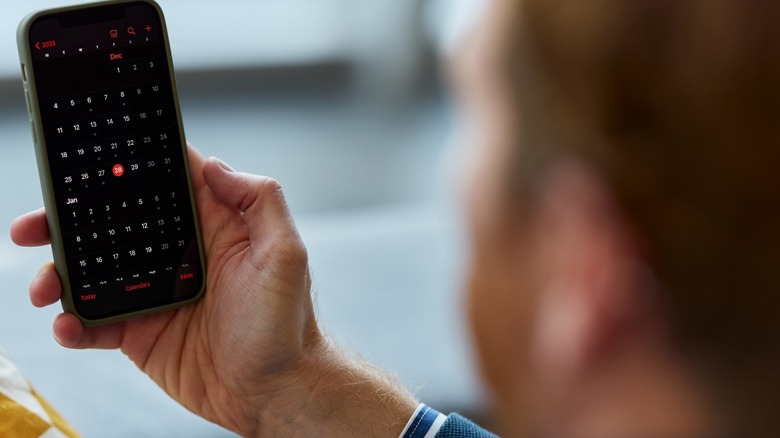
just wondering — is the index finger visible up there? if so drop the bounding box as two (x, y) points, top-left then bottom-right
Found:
(10, 208), (51, 247)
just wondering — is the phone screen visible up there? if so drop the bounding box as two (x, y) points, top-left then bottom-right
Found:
(24, 1), (204, 323)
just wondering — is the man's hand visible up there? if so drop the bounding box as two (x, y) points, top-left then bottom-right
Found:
(10, 145), (416, 437)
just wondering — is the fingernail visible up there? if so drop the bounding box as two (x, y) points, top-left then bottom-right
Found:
(217, 158), (235, 173)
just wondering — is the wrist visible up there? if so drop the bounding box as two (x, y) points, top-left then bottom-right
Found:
(255, 336), (418, 437)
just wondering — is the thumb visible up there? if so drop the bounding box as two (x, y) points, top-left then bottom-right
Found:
(202, 157), (300, 247)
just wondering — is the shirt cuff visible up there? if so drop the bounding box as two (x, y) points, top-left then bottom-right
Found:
(399, 403), (447, 438)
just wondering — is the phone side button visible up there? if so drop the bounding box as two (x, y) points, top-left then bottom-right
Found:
(25, 90), (32, 115)
(30, 121), (37, 144)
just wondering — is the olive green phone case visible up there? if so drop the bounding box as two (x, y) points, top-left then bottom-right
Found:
(17, 0), (206, 327)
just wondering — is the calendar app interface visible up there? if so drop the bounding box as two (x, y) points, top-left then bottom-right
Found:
(25, 2), (204, 321)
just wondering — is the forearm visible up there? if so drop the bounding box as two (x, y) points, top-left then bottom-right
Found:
(255, 337), (418, 438)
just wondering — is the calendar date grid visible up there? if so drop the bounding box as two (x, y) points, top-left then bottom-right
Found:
(73, 256), (198, 296)
(56, 154), (177, 189)
(46, 104), (175, 149)
(49, 124), (175, 155)
(69, 234), (194, 278)
(47, 101), (173, 139)
(62, 187), (186, 234)
(43, 69), (167, 115)
(40, 52), (169, 115)
(53, 137), (178, 184)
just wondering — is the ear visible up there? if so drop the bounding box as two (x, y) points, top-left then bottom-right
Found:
(529, 160), (656, 390)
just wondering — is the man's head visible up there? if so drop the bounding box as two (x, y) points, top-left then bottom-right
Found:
(460, 0), (780, 436)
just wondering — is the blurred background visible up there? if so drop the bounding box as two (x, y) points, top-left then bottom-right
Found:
(0, 0), (489, 436)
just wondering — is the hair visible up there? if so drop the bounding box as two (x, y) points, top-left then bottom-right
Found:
(506, 0), (780, 431)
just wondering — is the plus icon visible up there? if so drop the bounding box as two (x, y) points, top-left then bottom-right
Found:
(145, 25), (152, 32)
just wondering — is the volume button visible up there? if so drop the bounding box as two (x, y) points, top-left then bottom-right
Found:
(30, 121), (37, 144)
(25, 90), (32, 115)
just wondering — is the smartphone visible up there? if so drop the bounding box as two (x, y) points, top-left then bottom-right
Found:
(17, 0), (206, 326)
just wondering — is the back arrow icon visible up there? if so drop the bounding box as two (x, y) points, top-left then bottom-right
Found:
(35, 42), (41, 50)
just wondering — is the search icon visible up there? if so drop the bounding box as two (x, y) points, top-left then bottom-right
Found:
(127, 27), (136, 35)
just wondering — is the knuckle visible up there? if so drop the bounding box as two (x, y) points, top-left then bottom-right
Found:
(272, 234), (308, 267)
(258, 176), (283, 195)
(239, 176), (285, 213)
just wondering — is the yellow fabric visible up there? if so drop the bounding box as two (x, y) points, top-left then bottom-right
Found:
(33, 389), (81, 438)
(0, 391), (50, 438)
(0, 349), (80, 438)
